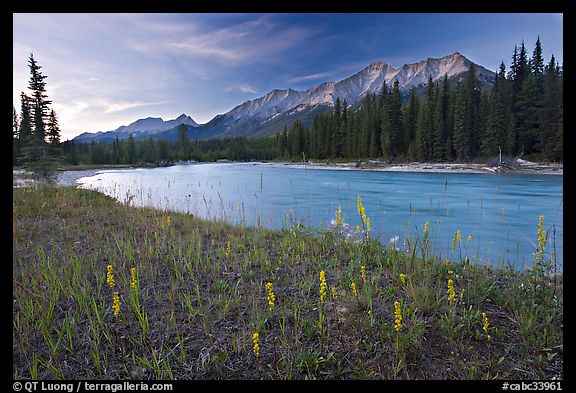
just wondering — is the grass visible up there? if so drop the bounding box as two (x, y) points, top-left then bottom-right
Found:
(12, 185), (563, 380)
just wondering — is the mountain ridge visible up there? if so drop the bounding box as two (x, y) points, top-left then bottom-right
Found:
(73, 114), (198, 143)
(73, 52), (495, 143)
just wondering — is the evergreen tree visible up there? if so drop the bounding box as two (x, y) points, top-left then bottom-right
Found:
(18, 92), (33, 144)
(433, 75), (451, 161)
(13, 106), (19, 140)
(482, 62), (513, 158)
(540, 55), (562, 160)
(415, 76), (435, 161)
(531, 36), (545, 84)
(388, 80), (403, 157)
(332, 97), (344, 157)
(157, 140), (171, 162)
(508, 45), (518, 82)
(17, 54), (61, 179)
(45, 109), (64, 168)
(453, 64), (481, 161)
(177, 124), (190, 161)
(28, 53), (52, 143)
(124, 134), (136, 164)
(112, 136), (122, 164)
(516, 41), (530, 88)
(64, 141), (80, 165)
(47, 109), (61, 145)
(13, 106), (20, 165)
(380, 81), (391, 156)
(516, 73), (540, 156)
(403, 87), (419, 160)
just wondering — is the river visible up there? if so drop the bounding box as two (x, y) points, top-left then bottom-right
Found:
(71, 162), (563, 271)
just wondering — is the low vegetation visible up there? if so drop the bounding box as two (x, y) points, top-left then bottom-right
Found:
(13, 185), (562, 380)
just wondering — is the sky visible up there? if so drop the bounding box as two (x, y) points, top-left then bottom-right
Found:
(13, 13), (563, 141)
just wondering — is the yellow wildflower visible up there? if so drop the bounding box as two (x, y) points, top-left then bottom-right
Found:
(467, 235), (473, 244)
(447, 279), (456, 302)
(482, 311), (489, 333)
(366, 217), (371, 233)
(167, 215), (171, 227)
(457, 229), (462, 244)
(335, 206), (343, 226)
(356, 225), (361, 233)
(265, 282), (275, 312)
(452, 232), (458, 252)
(252, 332), (260, 358)
(532, 215), (547, 271)
(482, 311), (491, 342)
(319, 271), (327, 303)
(130, 267), (137, 289)
(399, 273), (406, 284)
(106, 265), (115, 289)
(394, 301), (403, 332)
(448, 270), (454, 275)
(112, 291), (121, 317)
(226, 241), (231, 259)
(351, 282), (357, 298)
(357, 194), (368, 230)
(423, 221), (429, 239)
(537, 215), (546, 251)
(331, 287), (338, 300)
(360, 265), (367, 285)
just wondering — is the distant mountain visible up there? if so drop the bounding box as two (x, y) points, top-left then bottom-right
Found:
(75, 52), (496, 143)
(73, 114), (198, 143)
(164, 52), (495, 140)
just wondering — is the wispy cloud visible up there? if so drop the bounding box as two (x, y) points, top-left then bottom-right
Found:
(287, 72), (336, 84)
(166, 16), (319, 64)
(102, 99), (168, 114)
(226, 83), (258, 94)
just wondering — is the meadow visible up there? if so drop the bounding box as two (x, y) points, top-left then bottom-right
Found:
(12, 185), (562, 380)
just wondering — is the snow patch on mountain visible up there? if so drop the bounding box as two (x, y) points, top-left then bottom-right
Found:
(222, 52), (494, 124)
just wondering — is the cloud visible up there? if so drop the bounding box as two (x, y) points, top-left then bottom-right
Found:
(287, 72), (335, 84)
(101, 99), (168, 114)
(226, 83), (258, 94)
(166, 16), (319, 64)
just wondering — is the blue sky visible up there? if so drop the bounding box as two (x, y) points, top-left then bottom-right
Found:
(13, 13), (563, 140)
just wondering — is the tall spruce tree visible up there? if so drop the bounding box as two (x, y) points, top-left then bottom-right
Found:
(380, 81), (391, 156)
(332, 97), (344, 157)
(125, 134), (136, 164)
(415, 76), (435, 161)
(453, 64), (481, 161)
(28, 53), (52, 144)
(433, 75), (451, 161)
(388, 80), (403, 157)
(531, 37), (545, 85)
(482, 62), (513, 158)
(18, 92), (33, 145)
(541, 55), (562, 160)
(19, 54), (60, 180)
(47, 109), (61, 146)
(177, 124), (191, 161)
(403, 87), (419, 160)
(516, 73), (539, 156)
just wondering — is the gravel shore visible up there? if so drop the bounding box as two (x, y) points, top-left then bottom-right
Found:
(267, 160), (563, 175)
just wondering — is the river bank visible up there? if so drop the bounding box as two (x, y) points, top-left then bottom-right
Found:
(267, 159), (563, 175)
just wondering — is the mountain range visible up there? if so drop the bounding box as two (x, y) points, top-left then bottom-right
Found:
(73, 52), (495, 143)
(73, 114), (199, 143)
